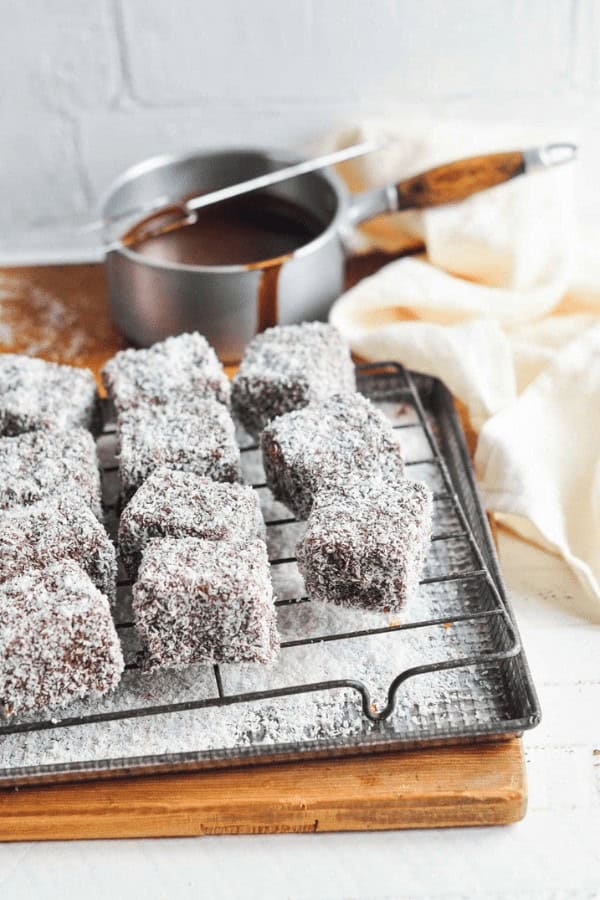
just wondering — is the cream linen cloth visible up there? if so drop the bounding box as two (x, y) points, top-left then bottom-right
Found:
(326, 119), (600, 605)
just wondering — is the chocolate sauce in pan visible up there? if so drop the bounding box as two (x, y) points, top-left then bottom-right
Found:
(124, 192), (323, 332)
(252, 257), (286, 331)
(126, 193), (321, 266)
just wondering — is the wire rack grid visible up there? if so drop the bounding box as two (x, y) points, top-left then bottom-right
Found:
(0, 362), (541, 768)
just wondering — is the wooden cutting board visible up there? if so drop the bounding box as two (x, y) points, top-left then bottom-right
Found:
(0, 259), (526, 838)
(0, 741), (525, 839)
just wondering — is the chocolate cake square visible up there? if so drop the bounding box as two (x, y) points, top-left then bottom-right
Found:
(0, 494), (117, 601)
(0, 560), (124, 716)
(119, 466), (265, 578)
(0, 427), (102, 518)
(102, 331), (230, 415)
(117, 399), (241, 503)
(297, 478), (433, 613)
(133, 537), (278, 669)
(231, 322), (356, 436)
(261, 392), (405, 519)
(0, 354), (98, 436)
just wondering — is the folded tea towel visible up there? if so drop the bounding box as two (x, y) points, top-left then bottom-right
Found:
(326, 118), (600, 604)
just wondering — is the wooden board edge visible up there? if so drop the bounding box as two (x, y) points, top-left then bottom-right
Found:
(0, 739), (526, 840)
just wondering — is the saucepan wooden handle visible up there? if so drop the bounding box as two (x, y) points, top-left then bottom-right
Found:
(348, 144), (576, 226)
(395, 151), (527, 210)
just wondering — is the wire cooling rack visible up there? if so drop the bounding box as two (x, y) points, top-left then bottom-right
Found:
(0, 363), (541, 786)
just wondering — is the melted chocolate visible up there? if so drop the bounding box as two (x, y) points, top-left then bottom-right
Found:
(123, 191), (324, 337)
(127, 192), (322, 267)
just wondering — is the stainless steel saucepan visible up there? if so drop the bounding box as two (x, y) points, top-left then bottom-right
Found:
(102, 144), (575, 362)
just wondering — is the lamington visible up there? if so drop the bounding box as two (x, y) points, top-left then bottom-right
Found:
(117, 399), (241, 503)
(231, 322), (356, 437)
(0, 354), (98, 436)
(133, 537), (279, 669)
(102, 332), (230, 415)
(297, 478), (433, 613)
(261, 392), (405, 519)
(119, 466), (265, 578)
(0, 494), (117, 601)
(0, 560), (124, 716)
(0, 428), (102, 518)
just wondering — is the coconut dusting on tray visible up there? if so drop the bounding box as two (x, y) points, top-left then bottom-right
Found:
(0, 399), (509, 775)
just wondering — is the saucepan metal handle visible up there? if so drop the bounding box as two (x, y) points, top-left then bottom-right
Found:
(346, 143), (577, 227)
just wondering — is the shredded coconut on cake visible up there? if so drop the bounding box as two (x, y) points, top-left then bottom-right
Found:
(0, 427), (102, 518)
(117, 398), (241, 503)
(0, 494), (117, 601)
(102, 332), (230, 414)
(0, 354), (98, 436)
(133, 537), (279, 669)
(231, 322), (356, 436)
(297, 477), (433, 612)
(119, 467), (265, 577)
(0, 560), (124, 716)
(261, 392), (405, 519)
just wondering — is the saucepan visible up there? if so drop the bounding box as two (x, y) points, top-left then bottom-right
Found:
(102, 144), (575, 362)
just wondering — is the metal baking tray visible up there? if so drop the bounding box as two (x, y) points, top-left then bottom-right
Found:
(0, 363), (541, 787)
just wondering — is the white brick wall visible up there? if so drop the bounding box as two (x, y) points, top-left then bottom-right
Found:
(0, 0), (598, 256)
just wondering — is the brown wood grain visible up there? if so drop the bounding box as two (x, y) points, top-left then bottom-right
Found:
(0, 263), (124, 384)
(0, 740), (526, 839)
(396, 151), (525, 210)
(0, 253), (396, 380)
(0, 258), (526, 837)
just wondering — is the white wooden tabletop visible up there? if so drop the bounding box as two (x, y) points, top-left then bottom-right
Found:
(1, 530), (598, 900)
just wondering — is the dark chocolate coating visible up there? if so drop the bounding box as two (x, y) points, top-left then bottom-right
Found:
(0, 560), (124, 716)
(102, 331), (230, 415)
(231, 323), (356, 437)
(0, 427), (102, 518)
(133, 537), (279, 669)
(0, 354), (98, 436)
(0, 494), (117, 601)
(117, 398), (241, 503)
(297, 478), (433, 613)
(119, 466), (265, 578)
(261, 392), (405, 519)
